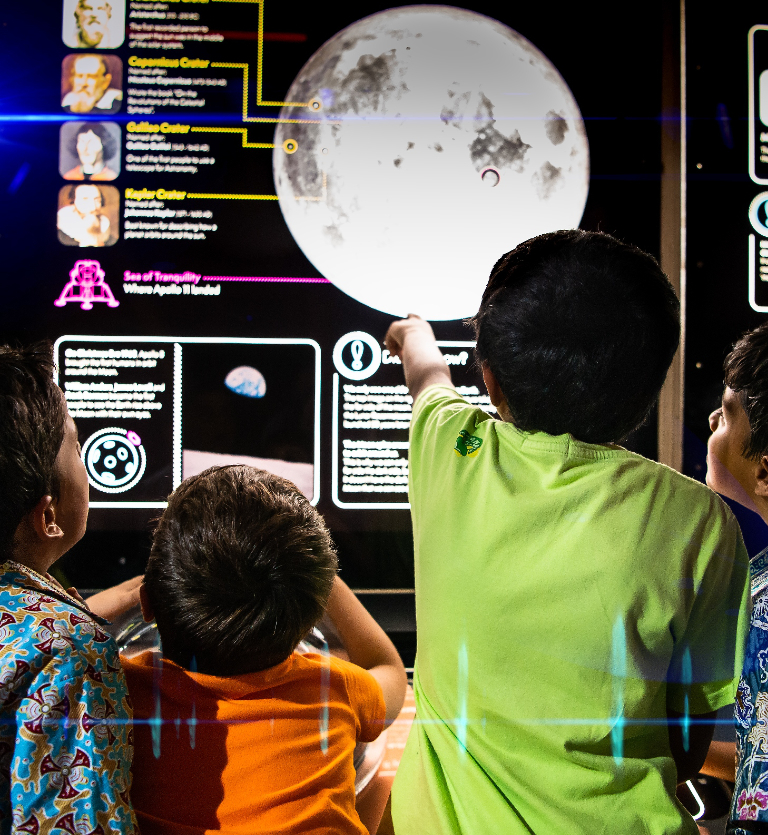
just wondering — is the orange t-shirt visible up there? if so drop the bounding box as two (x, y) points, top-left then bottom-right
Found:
(122, 650), (386, 835)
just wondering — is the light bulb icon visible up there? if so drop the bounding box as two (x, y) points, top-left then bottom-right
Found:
(350, 340), (364, 371)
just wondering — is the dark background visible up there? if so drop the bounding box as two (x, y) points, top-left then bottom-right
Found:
(0, 1), (669, 592)
(684, 9), (768, 481)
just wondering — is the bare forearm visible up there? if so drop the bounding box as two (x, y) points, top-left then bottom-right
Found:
(699, 740), (736, 782)
(401, 333), (452, 401)
(384, 315), (453, 402)
(85, 575), (143, 621)
(325, 577), (406, 724)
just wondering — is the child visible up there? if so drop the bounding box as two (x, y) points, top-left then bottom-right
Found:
(0, 342), (137, 832)
(122, 464), (406, 834)
(384, 230), (750, 834)
(701, 321), (768, 832)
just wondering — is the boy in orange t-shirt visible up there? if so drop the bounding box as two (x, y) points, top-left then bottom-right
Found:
(122, 465), (406, 835)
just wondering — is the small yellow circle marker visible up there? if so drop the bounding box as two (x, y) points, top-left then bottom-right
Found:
(282, 139), (298, 154)
(309, 98), (322, 111)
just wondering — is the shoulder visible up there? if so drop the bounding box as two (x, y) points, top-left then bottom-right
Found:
(293, 654), (382, 698)
(615, 453), (739, 527)
(0, 580), (119, 679)
(411, 385), (492, 443)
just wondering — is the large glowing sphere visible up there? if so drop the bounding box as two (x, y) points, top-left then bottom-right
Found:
(273, 5), (589, 321)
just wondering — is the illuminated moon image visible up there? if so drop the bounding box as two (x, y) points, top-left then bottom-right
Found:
(273, 5), (590, 321)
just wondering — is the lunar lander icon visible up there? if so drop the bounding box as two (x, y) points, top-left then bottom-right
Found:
(55, 260), (120, 310)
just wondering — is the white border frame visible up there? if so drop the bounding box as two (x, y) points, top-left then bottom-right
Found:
(54, 335), (322, 508)
(749, 234), (768, 312)
(749, 25), (768, 184)
(331, 341), (476, 510)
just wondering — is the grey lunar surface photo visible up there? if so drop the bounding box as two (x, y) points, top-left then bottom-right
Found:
(273, 5), (590, 320)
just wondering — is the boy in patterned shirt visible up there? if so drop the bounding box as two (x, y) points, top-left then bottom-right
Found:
(0, 343), (137, 834)
(700, 322), (768, 833)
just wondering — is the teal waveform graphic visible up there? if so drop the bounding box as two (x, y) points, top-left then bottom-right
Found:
(682, 647), (692, 752)
(457, 641), (468, 757)
(316, 630), (330, 755)
(611, 616), (626, 765)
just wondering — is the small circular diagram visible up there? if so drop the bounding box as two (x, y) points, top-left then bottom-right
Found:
(81, 427), (146, 493)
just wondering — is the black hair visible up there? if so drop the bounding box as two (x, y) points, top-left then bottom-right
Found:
(0, 343), (67, 558)
(471, 230), (680, 443)
(724, 321), (768, 460)
(144, 465), (338, 676)
(70, 122), (117, 163)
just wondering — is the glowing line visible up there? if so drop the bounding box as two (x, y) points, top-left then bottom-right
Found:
(189, 126), (273, 149)
(188, 656), (197, 749)
(173, 344), (182, 489)
(316, 630), (330, 754)
(457, 641), (468, 756)
(186, 193), (279, 200)
(1, 714), (734, 729)
(682, 647), (692, 752)
(685, 780), (705, 820)
(611, 616), (626, 765)
(152, 652), (162, 759)
(201, 276), (329, 283)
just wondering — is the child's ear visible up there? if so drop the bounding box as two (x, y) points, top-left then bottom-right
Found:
(755, 456), (768, 498)
(29, 495), (64, 542)
(139, 583), (154, 623)
(481, 363), (504, 408)
(481, 363), (514, 422)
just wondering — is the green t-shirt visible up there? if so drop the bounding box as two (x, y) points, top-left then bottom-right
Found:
(392, 386), (750, 835)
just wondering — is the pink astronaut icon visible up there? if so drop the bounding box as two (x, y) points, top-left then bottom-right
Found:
(54, 259), (119, 310)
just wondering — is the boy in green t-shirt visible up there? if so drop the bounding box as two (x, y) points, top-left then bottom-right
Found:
(384, 230), (749, 835)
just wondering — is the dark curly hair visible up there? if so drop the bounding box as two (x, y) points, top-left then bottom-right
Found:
(145, 465), (338, 676)
(0, 342), (68, 557)
(723, 321), (768, 461)
(471, 230), (680, 443)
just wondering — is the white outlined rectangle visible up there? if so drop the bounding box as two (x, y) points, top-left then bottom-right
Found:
(749, 26), (768, 184)
(332, 341), (477, 510)
(749, 234), (768, 312)
(54, 335), (321, 508)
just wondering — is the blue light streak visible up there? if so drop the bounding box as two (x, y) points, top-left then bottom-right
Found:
(611, 616), (626, 765)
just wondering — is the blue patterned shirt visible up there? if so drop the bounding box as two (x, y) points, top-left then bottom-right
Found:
(0, 561), (136, 834)
(732, 547), (768, 833)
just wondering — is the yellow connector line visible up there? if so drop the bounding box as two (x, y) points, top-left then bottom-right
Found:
(189, 126), (273, 149)
(211, 0), (311, 111)
(186, 172), (325, 202)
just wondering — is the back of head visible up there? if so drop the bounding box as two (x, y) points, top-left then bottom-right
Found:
(472, 230), (680, 443)
(724, 321), (768, 460)
(145, 465), (338, 676)
(0, 343), (67, 559)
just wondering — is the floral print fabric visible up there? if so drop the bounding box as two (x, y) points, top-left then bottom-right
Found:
(732, 548), (768, 833)
(0, 561), (136, 834)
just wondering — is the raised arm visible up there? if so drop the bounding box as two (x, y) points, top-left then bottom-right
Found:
(324, 576), (407, 726)
(384, 314), (454, 402)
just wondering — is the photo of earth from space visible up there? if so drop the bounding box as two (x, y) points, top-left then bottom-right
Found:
(273, 5), (590, 320)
